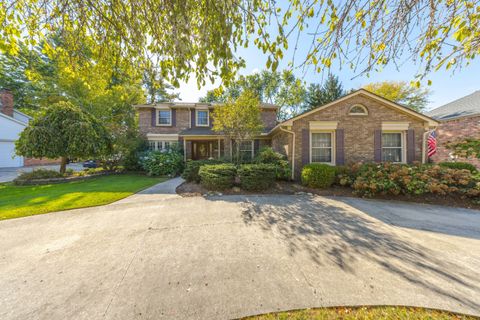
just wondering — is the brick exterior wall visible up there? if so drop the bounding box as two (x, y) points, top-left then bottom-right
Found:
(431, 115), (480, 168)
(272, 94), (429, 179)
(271, 130), (293, 162)
(138, 108), (191, 136)
(261, 109), (278, 130)
(0, 88), (14, 117)
(24, 157), (61, 166)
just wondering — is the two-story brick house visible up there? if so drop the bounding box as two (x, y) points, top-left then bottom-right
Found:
(136, 89), (439, 180)
(135, 102), (278, 161)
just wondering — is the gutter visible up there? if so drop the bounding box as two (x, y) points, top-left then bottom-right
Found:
(279, 126), (296, 180)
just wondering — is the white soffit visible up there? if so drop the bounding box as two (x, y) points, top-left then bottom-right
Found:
(146, 133), (179, 140)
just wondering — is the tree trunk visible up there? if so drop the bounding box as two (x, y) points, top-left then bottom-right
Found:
(60, 156), (67, 174)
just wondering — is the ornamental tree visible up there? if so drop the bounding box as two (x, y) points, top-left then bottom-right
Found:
(212, 91), (264, 164)
(16, 101), (111, 173)
(363, 81), (431, 112)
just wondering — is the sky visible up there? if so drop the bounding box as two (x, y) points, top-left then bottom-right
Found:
(177, 46), (480, 112)
(175, 6), (480, 112)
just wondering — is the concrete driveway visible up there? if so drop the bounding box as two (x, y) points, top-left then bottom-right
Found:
(0, 163), (84, 183)
(1, 186), (479, 319)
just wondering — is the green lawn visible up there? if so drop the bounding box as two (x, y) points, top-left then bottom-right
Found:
(244, 306), (475, 320)
(0, 174), (166, 220)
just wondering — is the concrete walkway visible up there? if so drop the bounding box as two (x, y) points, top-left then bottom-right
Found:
(0, 193), (479, 319)
(114, 177), (184, 204)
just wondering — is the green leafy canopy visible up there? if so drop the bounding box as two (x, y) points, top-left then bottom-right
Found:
(16, 101), (112, 161)
(2, 1), (479, 85)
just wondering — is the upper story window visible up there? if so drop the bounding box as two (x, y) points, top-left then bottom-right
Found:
(348, 104), (368, 116)
(157, 109), (172, 126)
(196, 109), (209, 126)
(382, 132), (404, 162)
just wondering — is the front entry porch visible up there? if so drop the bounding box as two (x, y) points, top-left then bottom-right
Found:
(183, 138), (226, 161)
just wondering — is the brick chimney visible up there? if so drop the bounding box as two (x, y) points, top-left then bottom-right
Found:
(0, 88), (14, 117)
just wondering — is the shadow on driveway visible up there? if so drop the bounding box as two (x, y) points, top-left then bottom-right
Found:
(210, 194), (480, 312)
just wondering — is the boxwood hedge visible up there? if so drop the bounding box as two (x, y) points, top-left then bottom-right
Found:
(199, 163), (237, 190)
(238, 164), (276, 191)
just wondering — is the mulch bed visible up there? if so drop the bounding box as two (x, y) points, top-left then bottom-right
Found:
(176, 181), (480, 210)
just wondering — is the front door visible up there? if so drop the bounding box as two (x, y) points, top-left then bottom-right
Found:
(192, 141), (212, 160)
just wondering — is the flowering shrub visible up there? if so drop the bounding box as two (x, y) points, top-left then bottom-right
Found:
(140, 150), (184, 176)
(350, 162), (479, 198)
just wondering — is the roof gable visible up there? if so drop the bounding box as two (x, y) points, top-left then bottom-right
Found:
(276, 89), (438, 128)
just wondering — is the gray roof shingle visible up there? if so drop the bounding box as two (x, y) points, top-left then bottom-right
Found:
(427, 90), (480, 120)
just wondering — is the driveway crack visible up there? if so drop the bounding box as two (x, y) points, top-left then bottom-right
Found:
(102, 222), (153, 318)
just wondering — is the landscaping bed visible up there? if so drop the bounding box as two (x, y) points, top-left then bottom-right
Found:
(176, 180), (480, 210)
(178, 153), (480, 210)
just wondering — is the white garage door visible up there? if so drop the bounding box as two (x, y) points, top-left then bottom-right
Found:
(0, 141), (23, 167)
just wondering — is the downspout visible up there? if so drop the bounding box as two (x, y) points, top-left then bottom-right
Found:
(422, 130), (429, 164)
(279, 127), (295, 180)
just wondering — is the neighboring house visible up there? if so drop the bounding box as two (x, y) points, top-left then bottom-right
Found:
(0, 88), (31, 168)
(136, 89), (439, 179)
(0, 89), (60, 168)
(427, 90), (480, 168)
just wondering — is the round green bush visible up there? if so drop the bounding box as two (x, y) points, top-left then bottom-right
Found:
(238, 164), (276, 191)
(301, 163), (336, 188)
(199, 163), (237, 190)
(254, 147), (291, 180)
(182, 159), (224, 183)
(439, 161), (477, 173)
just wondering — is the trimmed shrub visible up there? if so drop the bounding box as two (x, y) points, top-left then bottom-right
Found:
(301, 163), (337, 188)
(140, 150), (184, 176)
(238, 164), (276, 191)
(182, 159), (224, 183)
(255, 147), (291, 180)
(199, 163), (237, 190)
(439, 162), (477, 173)
(352, 162), (479, 197)
(16, 169), (63, 180)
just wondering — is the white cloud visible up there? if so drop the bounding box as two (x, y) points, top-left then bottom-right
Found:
(251, 68), (259, 74)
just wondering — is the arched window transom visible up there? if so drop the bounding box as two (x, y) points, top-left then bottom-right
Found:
(349, 104), (368, 116)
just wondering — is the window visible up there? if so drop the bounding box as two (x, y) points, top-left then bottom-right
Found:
(157, 109), (172, 126)
(382, 132), (404, 162)
(311, 132), (333, 163)
(349, 104), (368, 116)
(148, 141), (157, 151)
(196, 109), (209, 126)
(148, 141), (177, 152)
(237, 140), (253, 162)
